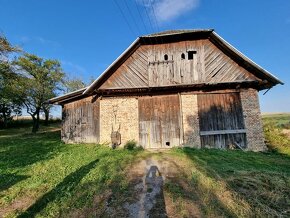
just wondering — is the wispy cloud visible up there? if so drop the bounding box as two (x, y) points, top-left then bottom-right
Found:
(139, 0), (199, 23)
(19, 36), (60, 47)
(61, 60), (87, 76)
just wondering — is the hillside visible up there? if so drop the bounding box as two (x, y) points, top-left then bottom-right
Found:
(0, 115), (290, 217)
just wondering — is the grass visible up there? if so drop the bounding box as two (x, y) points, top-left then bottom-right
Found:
(262, 113), (290, 155)
(169, 148), (290, 217)
(0, 123), (146, 217)
(0, 113), (290, 217)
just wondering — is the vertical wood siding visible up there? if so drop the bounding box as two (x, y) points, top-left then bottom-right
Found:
(62, 98), (100, 143)
(197, 93), (246, 148)
(99, 40), (260, 90)
(139, 95), (181, 148)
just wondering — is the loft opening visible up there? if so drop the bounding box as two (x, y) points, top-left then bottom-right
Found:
(188, 50), (197, 60)
(164, 54), (168, 61)
(181, 53), (185, 60)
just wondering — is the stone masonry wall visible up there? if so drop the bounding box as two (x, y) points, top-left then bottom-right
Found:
(181, 94), (201, 148)
(99, 97), (139, 147)
(240, 88), (266, 151)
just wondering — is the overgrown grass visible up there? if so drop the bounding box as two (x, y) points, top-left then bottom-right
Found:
(262, 113), (290, 155)
(262, 113), (290, 129)
(0, 123), (145, 217)
(1, 113), (290, 217)
(168, 148), (290, 217)
(161, 113), (290, 217)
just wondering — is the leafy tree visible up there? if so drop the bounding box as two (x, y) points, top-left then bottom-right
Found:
(14, 53), (65, 132)
(0, 35), (22, 128)
(0, 35), (20, 56)
(64, 77), (86, 93)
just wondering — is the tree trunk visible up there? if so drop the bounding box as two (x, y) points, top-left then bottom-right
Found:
(3, 110), (7, 128)
(1, 104), (8, 128)
(44, 108), (49, 126)
(32, 108), (40, 133)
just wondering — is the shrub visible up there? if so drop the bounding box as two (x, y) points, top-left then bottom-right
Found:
(124, 140), (138, 150)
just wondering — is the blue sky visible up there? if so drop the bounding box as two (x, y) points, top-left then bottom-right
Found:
(0, 0), (289, 113)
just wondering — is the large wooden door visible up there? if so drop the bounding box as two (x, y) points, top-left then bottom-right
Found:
(62, 99), (100, 143)
(197, 92), (246, 149)
(139, 95), (181, 149)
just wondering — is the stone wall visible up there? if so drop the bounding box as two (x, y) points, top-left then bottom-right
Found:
(240, 89), (266, 151)
(181, 94), (201, 148)
(99, 97), (139, 147)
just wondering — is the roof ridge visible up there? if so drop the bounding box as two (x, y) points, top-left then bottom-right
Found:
(142, 29), (214, 37)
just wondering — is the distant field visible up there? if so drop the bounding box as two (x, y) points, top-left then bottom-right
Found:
(0, 115), (290, 217)
(262, 113), (290, 128)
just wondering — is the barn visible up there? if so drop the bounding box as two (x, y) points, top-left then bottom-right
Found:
(49, 29), (283, 151)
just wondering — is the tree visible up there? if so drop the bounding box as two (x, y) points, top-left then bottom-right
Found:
(64, 77), (86, 93)
(0, 63), (22, 127)
(0, 35), (22, 128)
(14, 53), (65, 132)
(0, 35), (20, 56)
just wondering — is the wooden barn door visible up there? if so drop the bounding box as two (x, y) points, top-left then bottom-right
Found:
(197, 93), (246, 149)
(139, 95), (181, 149)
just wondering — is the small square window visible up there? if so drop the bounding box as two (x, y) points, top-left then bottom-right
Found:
(188, 51), (197, 60)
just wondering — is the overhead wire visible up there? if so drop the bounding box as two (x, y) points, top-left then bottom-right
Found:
(113, 0), (138, 38)
(123, 0), (143, 36)
(133, 0), (154, 45)
(141, 0), (155, 32)
(148, 0), (164, 44)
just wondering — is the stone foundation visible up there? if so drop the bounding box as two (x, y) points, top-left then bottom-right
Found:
(240, 89), (266, 151)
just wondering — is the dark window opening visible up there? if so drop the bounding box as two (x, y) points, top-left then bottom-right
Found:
(181, 53), (185, 59)
(166, 142), (170, 146)
(188, 50), (197, 60)
(164, 54), (168, 61)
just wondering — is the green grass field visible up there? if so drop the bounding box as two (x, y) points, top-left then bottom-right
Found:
(0, 115), (290, 217)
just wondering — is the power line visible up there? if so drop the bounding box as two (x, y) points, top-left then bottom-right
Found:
(123, 0), (142, 36)
(133, 0), (150, 34)
(148, 0), (160, 32)
(133, 0), (154, 45)
(113, 0), (137, 38)
(141, 0), (156, 34)
(141, 0), (158, 44)
(148, 0), (164, 44)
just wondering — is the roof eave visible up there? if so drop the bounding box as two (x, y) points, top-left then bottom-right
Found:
(48, 87), (87, 105)
(210, 32), (284, 86)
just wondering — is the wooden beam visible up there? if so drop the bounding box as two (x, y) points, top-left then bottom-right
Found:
(200, 129), (246, 136)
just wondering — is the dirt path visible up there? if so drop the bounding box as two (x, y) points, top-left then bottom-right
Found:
(124, 157), (168, 218)
(69, 153), (202, 217)
(104, 154), (202, 218)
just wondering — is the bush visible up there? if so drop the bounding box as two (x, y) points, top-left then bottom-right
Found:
(124, 140), (139, 150)
(263, 123), (290, 152)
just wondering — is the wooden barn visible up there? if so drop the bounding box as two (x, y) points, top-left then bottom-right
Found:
(49, 30), (283, 151)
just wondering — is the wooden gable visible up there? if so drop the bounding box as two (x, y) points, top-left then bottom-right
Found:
(99, 46), (149, 89)
(99, 39), (260, 90)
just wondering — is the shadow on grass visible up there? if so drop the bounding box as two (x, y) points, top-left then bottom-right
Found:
(0, 174), (30, 192)
(19, 158), (99, 218)
(160, 154), (236, 217)
(179, 147), (290, 217)
(0, 130), (63, 170)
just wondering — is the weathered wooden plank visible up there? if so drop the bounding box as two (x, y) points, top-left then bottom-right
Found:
(200, 129), (246, 136)
(99, 39), (262, 90)
(139, 95), (181, 148)
(197, 92), (246, 149)
(62, 98), (100, 143)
